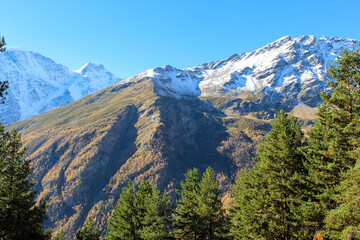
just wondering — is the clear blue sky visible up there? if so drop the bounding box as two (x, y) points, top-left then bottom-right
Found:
(1, 0), (360, 78)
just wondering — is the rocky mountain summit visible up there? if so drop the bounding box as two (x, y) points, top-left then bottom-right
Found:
(4, 35), (360, 238)
(0, 48), (120, 124)
(129, 35), (359, 117)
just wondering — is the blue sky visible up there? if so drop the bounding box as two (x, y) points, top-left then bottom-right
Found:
(1, 0), (360, 78)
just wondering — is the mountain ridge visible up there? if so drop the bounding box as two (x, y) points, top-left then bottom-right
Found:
(4, 35), (360, 238)
(1, 35), (359, 124)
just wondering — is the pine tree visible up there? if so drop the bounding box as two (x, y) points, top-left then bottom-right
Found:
(54, 230), (65, 240)
(230, 111), (309, 239)
(139, 186), (173, 240)
(106, 180), (137, 240)
(134, 180), (153, 232)
(76, 217), (100, 240)
(323, 162), (360, 239)
(0, 36), (6, 52)
(0, 36), (9, 104)
(304, 49), (360, 233)
(196, 167), (229, 239)
(230, 167), (268, 239)
(106, 180), (172, 240)
(173, 168), (202, 239)
(174, 167), (229, 239)
(0, 124), (51, 239)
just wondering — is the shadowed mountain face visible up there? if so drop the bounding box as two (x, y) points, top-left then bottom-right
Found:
(5, 35), (359, 238)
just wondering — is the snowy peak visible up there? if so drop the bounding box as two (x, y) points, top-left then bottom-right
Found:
(151, 65), (202, 98)
(70, 62), (121, 100)
(129, 35), (359, 109)
(76, 62), (106, 75)
(0, 49), (121, 124)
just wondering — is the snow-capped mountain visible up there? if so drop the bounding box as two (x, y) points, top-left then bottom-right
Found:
(6, 35), (360, 238)
(0, 48), (121, 124)
(1, 35), (359, 124)
(124, 35), (359, 114)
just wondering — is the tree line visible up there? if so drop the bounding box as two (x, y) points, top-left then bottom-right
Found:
(1, 35), (360, 239)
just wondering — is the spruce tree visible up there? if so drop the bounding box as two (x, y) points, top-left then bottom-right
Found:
(304, 49), (360, 233)
(323, 162), (360, 240)
(54, 230), (65, 240)
(0, 36), (6, 52)
(106, 180), (172, 240)
(230, 111), (308, 239)
(106, 180), (137, 240)
(0, 124), (51, 240)
(76, 217), (100, 240)
(230, 167), (268, 239)
(0, 36), (9, 104)
(174, 167), (229, 239)
(134, 180), (153, 232)
(139, 186), (173, 240)
(196, 167), (229, 239)
(173, 168), (202, 239)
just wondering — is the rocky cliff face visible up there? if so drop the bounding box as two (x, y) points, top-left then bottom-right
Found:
(4, 35), (360, 238)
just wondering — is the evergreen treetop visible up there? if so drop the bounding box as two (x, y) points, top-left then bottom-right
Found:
(303, 49), (360, 233)
(0, 36), (5, 52)
(106, 180), (172, 240)
(106, 180), (137, 240)
(0, 124), (51, 240)
(76, 217), (100, 240)
(323, 162), (360, 239)
(0, 36), (9, 104)
(173, 168), (202, 239)
(231, 110), (309, 239)
(174, 167), (229, 240)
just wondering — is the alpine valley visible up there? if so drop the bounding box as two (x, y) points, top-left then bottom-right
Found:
(4, 35), (360, 238)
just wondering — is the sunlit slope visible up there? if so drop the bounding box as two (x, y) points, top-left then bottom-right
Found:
(7, 76), (269, 237)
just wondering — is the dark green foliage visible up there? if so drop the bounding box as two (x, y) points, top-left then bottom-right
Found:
(0, 36), (9, 104)
(54, 230), (64, 240)
(174, 168), (202, 239)
(134, 180), (153, 233)
(0, 36), (5, 52)
(174, 167), (229, 239)
(231, 111), (309, 239)
(138, 185), (173, 240)
(76, 217), (100, 240)
(0, 123), (51, 240)
(323, 162), (360, 239)
(106, 180), (137, 240)
(106, 180), (172, 240)
(303, 49), (360, 232)
(196, 167), (229, 239)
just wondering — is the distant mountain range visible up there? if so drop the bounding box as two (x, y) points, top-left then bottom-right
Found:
(2, 35), (360, 125)
(4, 35), (360, 238)
(0, 48), (120, 124)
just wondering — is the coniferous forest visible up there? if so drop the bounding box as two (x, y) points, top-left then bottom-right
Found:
(1, 34), (360, 239)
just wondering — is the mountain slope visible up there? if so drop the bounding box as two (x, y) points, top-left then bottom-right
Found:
(5, 35), (360, 238)
(9, 74), (266, 238)
(0, 48), (121, 124)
